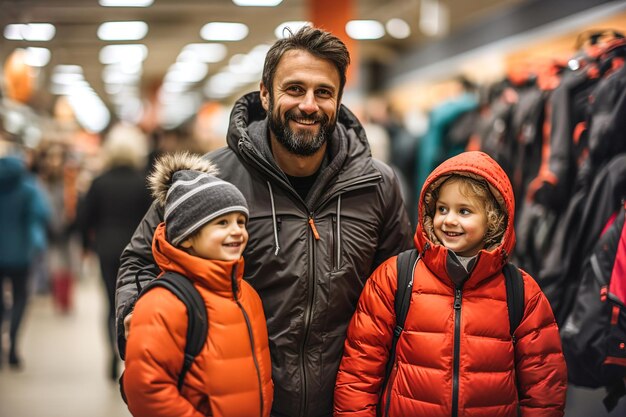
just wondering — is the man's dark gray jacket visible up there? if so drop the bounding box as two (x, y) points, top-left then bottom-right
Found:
(116, 91), (413, 417)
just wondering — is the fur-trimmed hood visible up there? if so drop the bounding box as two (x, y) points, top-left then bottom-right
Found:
(148, 151), (218, 206)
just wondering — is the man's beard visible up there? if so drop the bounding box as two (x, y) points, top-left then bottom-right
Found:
(267, 97), (336, 157)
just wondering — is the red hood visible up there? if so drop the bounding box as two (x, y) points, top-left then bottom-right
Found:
(152, 222), (245, 296)
(414, 151), (516, 288)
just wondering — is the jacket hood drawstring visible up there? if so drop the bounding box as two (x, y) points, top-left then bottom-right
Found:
(266, 181), (344, 261)
(267, 181), (280, 255)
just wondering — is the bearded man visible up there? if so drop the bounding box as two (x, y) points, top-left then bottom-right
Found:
(116, 26), (412, 417)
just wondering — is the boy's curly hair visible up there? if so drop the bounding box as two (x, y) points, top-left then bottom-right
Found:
(423, 173), (507, 250)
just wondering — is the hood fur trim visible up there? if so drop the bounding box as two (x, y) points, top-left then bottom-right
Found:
(148, 151), (218, 206)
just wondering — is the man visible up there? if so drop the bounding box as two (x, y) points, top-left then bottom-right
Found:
(116, 26), (412, 417)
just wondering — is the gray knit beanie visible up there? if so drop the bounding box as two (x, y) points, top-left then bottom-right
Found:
(148, 152), (249, 246)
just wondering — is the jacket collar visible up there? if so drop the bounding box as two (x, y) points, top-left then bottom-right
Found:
(151, 223), (244, 297)
(226, 91), (381, 205)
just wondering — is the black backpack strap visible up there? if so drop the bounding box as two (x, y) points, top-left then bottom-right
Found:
(141, 272), (208, 391)
(503, 263), (525, 344)
(381, 249), (419, 395)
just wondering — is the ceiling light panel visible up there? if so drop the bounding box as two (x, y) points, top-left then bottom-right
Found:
(386, 18), (411, 39)
(97, 21), (148, 41)
(180, 43), (227, 63)
(99, 0), (154, 6)
(24, 47), (51, 67)
(345, 20), (385, 40)
(200, 22), (249, 41)
(4, 23), (56, 41)
(274, 21), (310, 39)
(233, 0), (283, 6)
(99, 44), (148, 64)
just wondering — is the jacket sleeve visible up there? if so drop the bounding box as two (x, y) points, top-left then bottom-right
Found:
(115, 200), (163, 357)
(371, 160), (413, 272)
(514, 273), (568, 417)
(123, 288), (205, 417)
(334, 258), (398, 417)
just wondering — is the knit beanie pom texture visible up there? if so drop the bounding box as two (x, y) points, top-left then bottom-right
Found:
(148, 151), (249, 246)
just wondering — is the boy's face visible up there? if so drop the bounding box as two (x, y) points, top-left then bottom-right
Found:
(433, 180), (488, 257)
(180, 212), (248, 261)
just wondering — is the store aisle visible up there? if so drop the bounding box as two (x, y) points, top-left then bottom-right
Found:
(0, 268), (131, 417)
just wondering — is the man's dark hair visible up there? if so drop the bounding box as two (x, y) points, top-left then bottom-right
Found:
(262, 26), (351, 100)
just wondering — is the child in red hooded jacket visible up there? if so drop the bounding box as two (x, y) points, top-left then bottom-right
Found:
(334, 151), (567, 417)
(123, 152), (273, 417)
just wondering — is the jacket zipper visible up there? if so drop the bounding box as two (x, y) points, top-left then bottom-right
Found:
(383, 362), (399, 416)
(231, 266), (265, 417)
(452, 288), (463, 417)
(299, 211), (318, 417)
(331, 215), (337, 270)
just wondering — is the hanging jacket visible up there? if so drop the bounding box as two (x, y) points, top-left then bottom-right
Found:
(123, 223), (273, 417)
(116, 91), (413, 417)
(538, 153), (626, 326)
(335, 151), (567, 417)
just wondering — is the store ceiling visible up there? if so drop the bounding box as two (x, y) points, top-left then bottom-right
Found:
(0, 0), (526, 115)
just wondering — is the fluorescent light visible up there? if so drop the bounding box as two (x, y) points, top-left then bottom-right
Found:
(67, 90), (111, 133)
(25, 47), (51, 67)
(420, 0), (449, 37)
(98, 21), (148, 41)
(200, 22), (248, 41)
(180, 43), (227, 63)
(274, 21), (310, 39)
(345, 20), (385, 40)
(99, 44), (148, 64)
(4, 23), (56, 41)
(52, 73), (84, 85)
(99, 0), (154, 6)
(205, 72), (243, 97)
(233, 0), (282, 6)
(54, 65), (83, 75)
(386, 18), (411, 39)
(102, 66), (141, 84)
(165, 62), (208, 83)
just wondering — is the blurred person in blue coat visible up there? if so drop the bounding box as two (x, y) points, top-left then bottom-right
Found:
(0, 138), (51, 369)
(78, 122), (152, 380)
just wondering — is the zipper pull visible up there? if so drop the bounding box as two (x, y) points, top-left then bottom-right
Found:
(308, 217), (320, 240)
(454, 289), (462, 310)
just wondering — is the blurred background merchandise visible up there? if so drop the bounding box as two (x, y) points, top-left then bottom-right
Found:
(1, 1), (626, 416)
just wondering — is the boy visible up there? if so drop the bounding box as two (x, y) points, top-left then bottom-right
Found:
(334, 151), (567, 416)
(123, 152), (273, 417)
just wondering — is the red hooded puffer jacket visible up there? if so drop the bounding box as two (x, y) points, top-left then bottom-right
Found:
(334, 151), (567, 417)
(124, 223), (273, 417)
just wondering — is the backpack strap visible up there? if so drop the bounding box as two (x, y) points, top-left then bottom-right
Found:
(381, 249), (419, 395)
(140, 272), (208, 390)
(503, 263), (525, 343)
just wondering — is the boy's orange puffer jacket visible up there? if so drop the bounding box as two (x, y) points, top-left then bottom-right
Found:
(335, 151), (567, 417)
(124, 223), (273, 417)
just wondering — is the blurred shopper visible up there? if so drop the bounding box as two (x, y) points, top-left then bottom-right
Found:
(38, 142), (81, 313)
(117, 26), (412, 417)
(123, 152), (272, 417)
(78, 123), (151, 380)
(0, 140), (51, 369)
